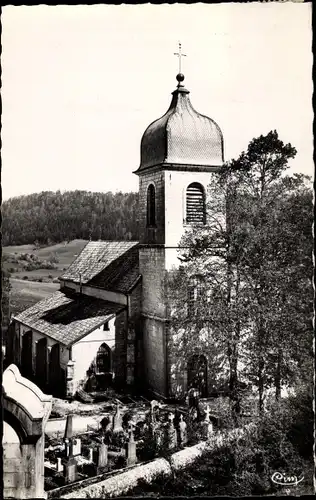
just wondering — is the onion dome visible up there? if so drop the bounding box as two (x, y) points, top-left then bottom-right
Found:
(135, 74), (224, 173)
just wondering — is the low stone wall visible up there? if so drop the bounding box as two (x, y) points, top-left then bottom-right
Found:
(63, 458), (171, 499)
(61, 424), (255, 499)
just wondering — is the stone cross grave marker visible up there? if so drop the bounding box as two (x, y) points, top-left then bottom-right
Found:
(204, 405), (210, 422)
(126, 422), (137, 466)
(179, 414), (188, 447)
(201, 405), (213, 440)
(167, 412), (177, 450)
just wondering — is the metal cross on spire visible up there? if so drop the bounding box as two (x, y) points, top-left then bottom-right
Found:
(174, 41), (187, 74)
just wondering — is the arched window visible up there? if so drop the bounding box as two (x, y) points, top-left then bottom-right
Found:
(96, 343), (111, 374)
(188, 275), (205, 316)
(186, 182), (206, 224)
(147, 184), (156, 227)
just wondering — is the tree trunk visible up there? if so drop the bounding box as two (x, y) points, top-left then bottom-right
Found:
(275, 346), (282, 401)
(229, 344), (241, 424)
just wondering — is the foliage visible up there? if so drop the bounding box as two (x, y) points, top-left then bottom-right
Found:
(167, 130), (313, 418)
(2, 190), (139, 246)
(125, 389), (313, 497)
(1, 268), (12, 341)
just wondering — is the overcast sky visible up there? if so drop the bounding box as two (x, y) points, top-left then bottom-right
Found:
(1, 3), (313, 200)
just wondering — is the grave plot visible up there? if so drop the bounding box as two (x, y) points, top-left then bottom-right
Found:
(44, 393), (222, 495)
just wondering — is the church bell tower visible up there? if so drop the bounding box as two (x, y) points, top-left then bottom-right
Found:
(134, 58), (224, 398)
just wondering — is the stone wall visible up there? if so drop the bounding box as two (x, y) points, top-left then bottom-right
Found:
(138, 170), (165, 244)
(60, 425), (255, 499)
(139, 247), (166, 318)
(139, 246), (167, 396)
(114, 310), (128, 389)
(71, 318), (116, 391)
(142, 316), (167, 396)
(6, 321), (70, 397)
(3, 364), (52, 499)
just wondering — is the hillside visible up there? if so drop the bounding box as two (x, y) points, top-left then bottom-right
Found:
(2, 240), (89, 317)
(2, 190), (139, 246)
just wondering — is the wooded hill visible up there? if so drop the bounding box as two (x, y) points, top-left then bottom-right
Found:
(2, 190), (139, 246)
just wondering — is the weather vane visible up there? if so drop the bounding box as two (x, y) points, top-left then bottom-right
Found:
(174, 41), (187, 74)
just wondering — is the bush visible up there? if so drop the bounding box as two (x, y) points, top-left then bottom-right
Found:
(49, 252), (59, 264)
(23, 276), (28, 280)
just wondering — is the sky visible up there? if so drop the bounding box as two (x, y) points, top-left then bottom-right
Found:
(1, 3), (313, 201)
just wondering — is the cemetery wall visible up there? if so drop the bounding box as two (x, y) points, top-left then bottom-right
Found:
(59, 425), (254, 499)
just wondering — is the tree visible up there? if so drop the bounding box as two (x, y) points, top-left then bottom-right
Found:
(1, 268), (12, 348)
(167, 131), (313, 419)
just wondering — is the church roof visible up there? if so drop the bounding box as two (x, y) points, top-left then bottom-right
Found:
(60, 241), (140, 290)
(13, 290), (124, 346)
(135, 73), (224, 173)
(88, 245), (140, 293)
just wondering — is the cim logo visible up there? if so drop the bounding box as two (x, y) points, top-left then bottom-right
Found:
(271, 471), (304, 486)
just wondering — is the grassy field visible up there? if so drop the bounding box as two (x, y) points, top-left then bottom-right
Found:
(3, 240), (88, 316)
(10, 278), (60, 316)
(3, 239), (88, 277)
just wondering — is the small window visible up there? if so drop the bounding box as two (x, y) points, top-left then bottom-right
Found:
(103, 322), (109, 331)
(147, 184), (156, 227)
(188, 275), (205, 316)
(186, 183), (205, 224)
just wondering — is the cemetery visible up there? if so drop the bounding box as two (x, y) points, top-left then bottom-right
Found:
(44, 394), (219, 496)
(3, 363), (255, 499)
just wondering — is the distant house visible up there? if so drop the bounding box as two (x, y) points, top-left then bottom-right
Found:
(6, 71), (224, 400)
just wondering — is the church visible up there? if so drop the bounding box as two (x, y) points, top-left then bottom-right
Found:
(6, 68), (224, 401)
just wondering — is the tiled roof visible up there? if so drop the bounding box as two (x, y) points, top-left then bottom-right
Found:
(60, 241), (139, 285)
(13, 290), (124, 346)
(88, 246), (141, 293)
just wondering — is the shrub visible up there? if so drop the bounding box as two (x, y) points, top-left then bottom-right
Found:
(49, 252), (59, 264)
(23, 276), (28, 280)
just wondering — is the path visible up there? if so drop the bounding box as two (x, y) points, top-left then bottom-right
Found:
(45, 415), (103, 437)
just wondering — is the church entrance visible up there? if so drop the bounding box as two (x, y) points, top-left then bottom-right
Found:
(187, 354), (208, 397)
(95, 343), (112, 390)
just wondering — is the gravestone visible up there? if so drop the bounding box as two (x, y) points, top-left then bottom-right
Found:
(2, 364), (52, 499)
(57, 457), (63, 473)
(66, 360), (75, 399)
(63, 457), (77, 484)
(126, 422), (137, 466)
(113, 404), (123, 433)
(72, 438), (81, 457)
(63, 415), (74, 458)
(178, 414), (188, 447)
(97, 438), (108, 473)
(167, 413), (177, 451)
(88, 448), (94, 463)
(200, 405), (213, 440)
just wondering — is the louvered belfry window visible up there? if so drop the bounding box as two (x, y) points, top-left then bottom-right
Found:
(147, 184), (156, 227)
(186, 183), (205, 224)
